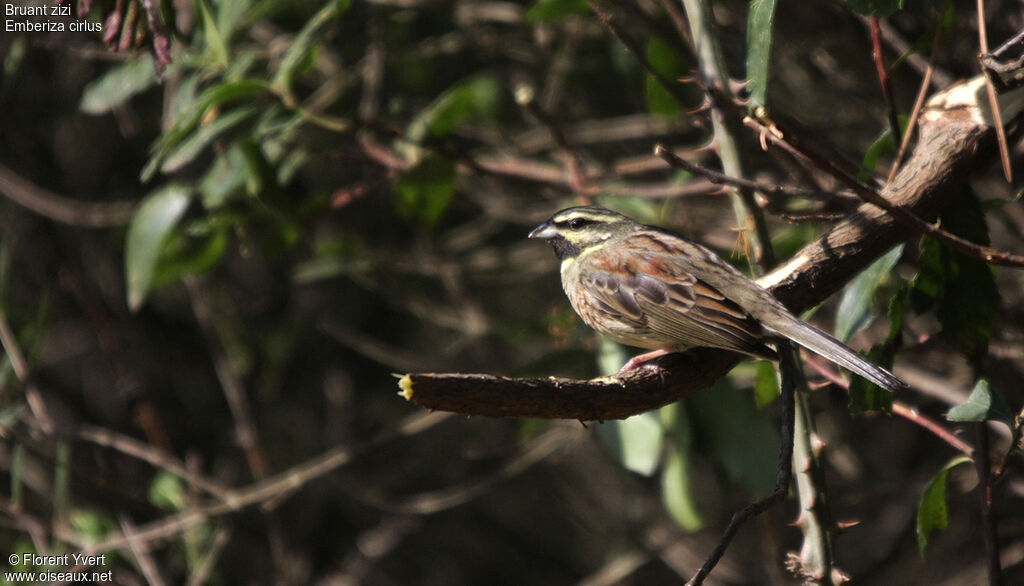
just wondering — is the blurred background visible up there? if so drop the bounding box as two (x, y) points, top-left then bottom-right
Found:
(1, 0), (1024, 584)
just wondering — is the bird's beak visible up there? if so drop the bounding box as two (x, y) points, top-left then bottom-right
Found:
(528, 221), (557, 239)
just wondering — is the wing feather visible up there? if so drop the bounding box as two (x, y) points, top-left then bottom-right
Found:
(576, 232), (773, 358)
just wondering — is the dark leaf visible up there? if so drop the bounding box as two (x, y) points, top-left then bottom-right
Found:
(845, 0), (904, 18)
(690, 380), (779, 496)
(754, 360), (779, 407)
(946, 379), (1014, 431)
(645, 36), (684, 119)
(526, 0), (589, 23)
(408, 74), (501, 141)
(836, 245), (902, 342)
(910, 190), (998, 359)
(394, 155), (457, 227)
(916, 456), (971, 557)
(848, 345), (895, 414)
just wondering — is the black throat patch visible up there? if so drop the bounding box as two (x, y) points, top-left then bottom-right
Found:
(551, 236), (581, 260)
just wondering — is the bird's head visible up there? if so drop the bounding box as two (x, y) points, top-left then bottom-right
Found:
(528, 206), (637, 260)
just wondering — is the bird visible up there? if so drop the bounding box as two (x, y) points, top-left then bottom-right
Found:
(528, 206), (908, 393)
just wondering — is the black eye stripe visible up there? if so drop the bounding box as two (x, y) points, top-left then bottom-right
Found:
(556, 217), (598, 229)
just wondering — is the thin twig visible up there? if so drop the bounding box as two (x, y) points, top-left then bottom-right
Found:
(341, 425), (576, 515)
(887, 15), (945, 184)
(185, 278), (270, 480)
(0, 162), (137, 227)
(992, 423), (1023, 482)
(72, 412), (448, 554)
(586, 0), (694, 108)
(654, 144), (855, 204)
(120, 515), (169, 586)
(186, 528), (232, 586)
(0, 497), (51, 555)
(804, 355), (975, 456)
(862, 15), (953, 89)
(976, 0), (1012, 181)
(69, 425), (232, 501)
(515, 86), (592, 197)
(747, 107), (1024, 268)
(870, 17), (903, 147)
(0, 309), (54, 433)
(894, 403), (974, 456)
(686, 346), (796, 586)
(975, 423), (1004, 585)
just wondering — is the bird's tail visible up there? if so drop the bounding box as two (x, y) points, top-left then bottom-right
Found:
(766, 314), (908, 393)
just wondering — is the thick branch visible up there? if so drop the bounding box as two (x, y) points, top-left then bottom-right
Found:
(399, 349), (740, 421)
(401, 76), (1018, 421)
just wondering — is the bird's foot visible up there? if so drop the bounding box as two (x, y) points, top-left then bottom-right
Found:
(617, 348), (673, 375)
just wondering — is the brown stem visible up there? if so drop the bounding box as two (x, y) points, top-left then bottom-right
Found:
(976, 423), (1004, 585)
(870, 17), (903, 146)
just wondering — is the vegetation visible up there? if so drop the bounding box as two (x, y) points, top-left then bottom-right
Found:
(1, 0), (1023, 584)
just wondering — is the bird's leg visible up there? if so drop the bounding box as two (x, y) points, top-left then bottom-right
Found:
(617, 348), (673, 374)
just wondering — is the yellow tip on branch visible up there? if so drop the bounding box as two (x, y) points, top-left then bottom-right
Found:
(397, 374), (414, 400)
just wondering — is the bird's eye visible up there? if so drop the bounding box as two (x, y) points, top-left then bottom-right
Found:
(569, 218), (588, 230)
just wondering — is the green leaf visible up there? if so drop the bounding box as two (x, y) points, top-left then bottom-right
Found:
(916, 455), (971, 557)
(70, 508), (116, 544)
(690, 380), (778, 496)
(845, 0), (904, 18)
(2, 37), (27, 94)
(848, 345), (895, 414)
(770, 223), (818, 261)
(660, 402), (702, 530)
(292, 250), (373, 284)
(597, 412), (664, 477)
(753, 360), (779, 407)
(946, 379), (1014, 431)
(125, 185), (191, 311)
(197, 0), (230, 68)
(215, 0), (252, 44)
(142, 79), (270, 181)
(661, 442), (703, 530)
(272, 0), (351, 95)
(394, 155), (457, 227)
(79, 55), (158, 114)
(167, 74), (201, 127)
(149, 470), (187, 510)
(910, 190), (998, 358)
(407, 74), (501, 142)
(596, 336), (630, 376)
(645, 36), (684, 119)
(200, 143), (252, 209)
(836, 244), (903, 342)
(525, 0), (589, 22)
(745, 0), (777, 108)
(161, 107), (255, 173)
(151, 229), (230, 289)
(859, 115), (908, 180)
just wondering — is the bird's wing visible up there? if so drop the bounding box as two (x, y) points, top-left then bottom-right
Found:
(577, 230), (773, 358)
